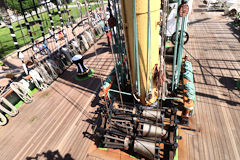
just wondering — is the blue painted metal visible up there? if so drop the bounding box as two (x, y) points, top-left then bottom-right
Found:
(109, 89), (132, 96)
(133, 0), (140, 96)
(172, 0), (189, 90)
(175, 16), (187, 89)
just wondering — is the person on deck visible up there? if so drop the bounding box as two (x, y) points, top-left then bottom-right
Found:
(104, 23), (111, 46)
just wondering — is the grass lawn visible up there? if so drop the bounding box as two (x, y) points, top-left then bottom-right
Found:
(0, 4), (100, 58)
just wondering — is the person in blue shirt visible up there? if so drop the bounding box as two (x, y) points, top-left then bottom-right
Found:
(104, 23), (111, 46)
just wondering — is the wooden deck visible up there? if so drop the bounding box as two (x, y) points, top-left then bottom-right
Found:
(178, 1), (240, 160)
(0, 36), (120, 160)
(0, 1), (240, 160)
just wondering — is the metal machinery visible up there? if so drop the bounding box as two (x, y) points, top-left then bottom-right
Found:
(94, 0), (195, 159)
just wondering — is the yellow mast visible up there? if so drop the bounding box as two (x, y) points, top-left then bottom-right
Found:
(120, 0), (161, 105)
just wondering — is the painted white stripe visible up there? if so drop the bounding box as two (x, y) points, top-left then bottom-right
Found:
(60, 17), (63, 20)
(50, 20), (53, 23)
(11, 34), (16, 37)
(14, 42), (18, 45)
(49, 14), (52, 17)
(58, 11), (61, 14)
(78, 63), (84, 73)
(83, 64), (88, 70)
(8, 25), (13, 29)
(26, 23), (29, 25)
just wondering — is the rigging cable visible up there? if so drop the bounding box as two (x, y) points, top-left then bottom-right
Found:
(107, 5), (124, 108)
(64, 0), (73, 27)
(32, 0), (45, 40)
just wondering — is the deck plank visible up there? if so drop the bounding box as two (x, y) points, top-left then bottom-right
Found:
(0, 36), (114, 160)
(178, 0), (240, 160)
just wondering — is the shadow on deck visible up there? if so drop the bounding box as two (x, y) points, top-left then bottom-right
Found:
(26, 150), (74, 160)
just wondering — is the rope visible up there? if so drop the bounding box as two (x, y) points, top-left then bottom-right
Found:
(133, 0), (140, 96)
(44, 61), (58, 80)
(84, 30), (94, 45)
(0, 112), (7, 126)
(184, 81), (195, 101)
(47, 59), (63, 74)
(0, 97), (18, 117)
(183, 71), (193, 82)
(70, 40), (82, 55)
(32, 0), (45, 40)
(10, 82), (32, 104)
(81, 34), (90, 50)
(29, 69), (48, 90)
(61, 47), (73, 64)
(35, 64), (53, 84)
(185, 61), (193, 72)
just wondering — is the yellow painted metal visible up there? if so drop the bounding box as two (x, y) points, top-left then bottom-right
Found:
(120, 0), (161, 105)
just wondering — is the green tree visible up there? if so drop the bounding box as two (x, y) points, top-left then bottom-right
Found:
(50, 0), (71, 5)
(0, 0), (11, 24)
(6, 0), (39, 15)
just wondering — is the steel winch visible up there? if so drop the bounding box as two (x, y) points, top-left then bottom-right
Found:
(94, 100), (180, 160)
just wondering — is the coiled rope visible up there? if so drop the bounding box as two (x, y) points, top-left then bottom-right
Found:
(184, 81), (195, 101)
(45, 60), (59, 79)
(43, 61), (58, 80)
(29, 70), (48, 90)
(81, 35), (89, 50)
(10, 82), (32, 104)
(35, 65), (53, 84)
(47, 59), (63, 74)
(0, 97), (18, 117)
(0, 111), (8, 126)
